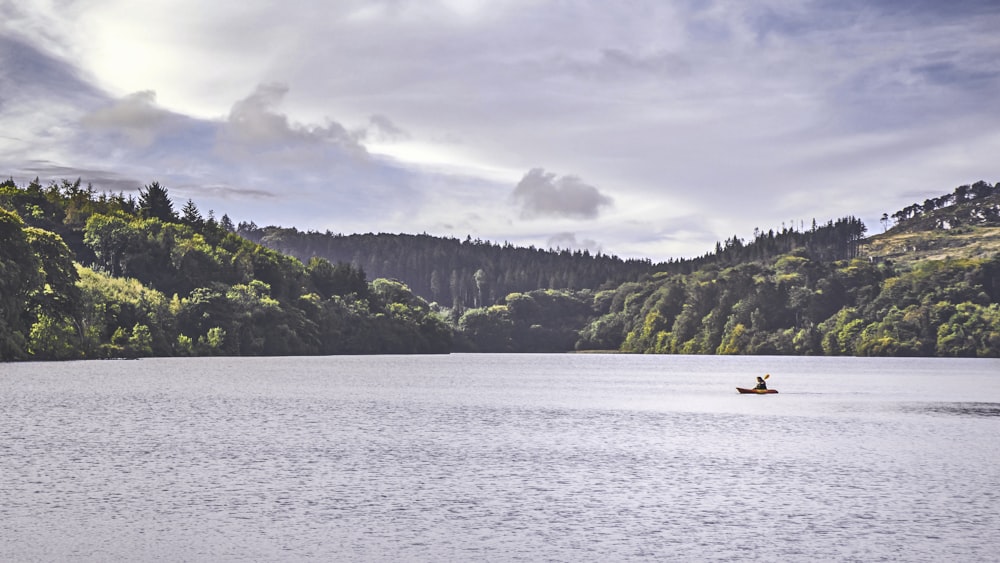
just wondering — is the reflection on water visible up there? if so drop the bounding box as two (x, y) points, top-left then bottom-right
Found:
(908, 402), (1000, 417)
(1, 354), (999, 562)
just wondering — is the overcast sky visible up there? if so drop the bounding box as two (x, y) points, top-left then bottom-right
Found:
(2, 0), (998, 260)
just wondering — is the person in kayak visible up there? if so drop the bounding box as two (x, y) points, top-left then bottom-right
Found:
(754, 376), (768, 390)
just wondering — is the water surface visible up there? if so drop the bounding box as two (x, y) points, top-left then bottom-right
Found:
(2, 354), (998, 561)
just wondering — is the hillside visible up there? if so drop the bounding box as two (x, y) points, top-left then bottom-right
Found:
(562, 181), (1000, 357)
(863, 188), (1000, 266)
(864, 225), (1000, 265)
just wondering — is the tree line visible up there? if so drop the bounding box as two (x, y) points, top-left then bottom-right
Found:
(655, 216), (868, 275)
(886, 180), (999, 227)
(449, 252), (1000, 358)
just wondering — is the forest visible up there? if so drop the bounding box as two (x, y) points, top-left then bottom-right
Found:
(237, 226), (654, 310)
(2, 177), (999, 360)
(455, 183), (1000, 356)
(1, 179), (451, 360)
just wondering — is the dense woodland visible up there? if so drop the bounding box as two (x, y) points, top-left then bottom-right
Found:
(237, 227), (654, 310)
(2, 179), (450, 360)
(2, 176), (999, 360)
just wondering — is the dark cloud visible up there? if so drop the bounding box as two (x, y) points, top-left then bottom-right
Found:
(81, 90), (178, 146)
(0, 36), (103, 106)
(221, 82), (365, 155)
(7, 160), (143, 194)
(185, 183), (277, 201)
(511, 168), (613, 220)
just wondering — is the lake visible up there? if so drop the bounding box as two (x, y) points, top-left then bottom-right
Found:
(2, 354), (999, 561)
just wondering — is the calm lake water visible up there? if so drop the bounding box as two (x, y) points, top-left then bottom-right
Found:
(2, 354), (999, 562)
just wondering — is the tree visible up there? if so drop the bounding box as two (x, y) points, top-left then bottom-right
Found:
(83, 214), (138, 277)
(936, 303), (1000, 357)
(138, 182), (176, 222)
(180, 199), (203, 226)
(28, 314), (79, 360)
(24, 227), (82, 322)
(458, 306), (513, 352)
(1, 210), (81, 359)
(474, 268), (489, 306)
(0, 209), (38, 359)
(308, 257), (369, 299)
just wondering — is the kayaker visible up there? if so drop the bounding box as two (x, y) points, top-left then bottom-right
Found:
(754, 376), (768, 390)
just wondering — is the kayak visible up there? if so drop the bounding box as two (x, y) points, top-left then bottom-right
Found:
(736, 387), (778, 394)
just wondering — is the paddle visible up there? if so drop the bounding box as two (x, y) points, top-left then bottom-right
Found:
(764, 374), (770, 380)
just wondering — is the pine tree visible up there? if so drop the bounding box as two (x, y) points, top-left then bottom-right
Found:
(138, 182), (176, 222)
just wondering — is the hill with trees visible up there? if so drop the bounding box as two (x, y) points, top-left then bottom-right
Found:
(1, 178), (450, 360)
(2, 176), (998, 359)
(564, 182), (1000, 356)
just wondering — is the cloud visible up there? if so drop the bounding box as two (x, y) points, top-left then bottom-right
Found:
(220, 82), (365, 156)
(511, 168), (613, 220)
(361, 114), (410, 143)
(81, 90), (176, 146)
(11, 160), (143, 194)
(0, 36), (101, 105)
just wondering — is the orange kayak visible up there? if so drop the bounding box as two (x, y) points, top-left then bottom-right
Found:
(736, 387), (778, 394)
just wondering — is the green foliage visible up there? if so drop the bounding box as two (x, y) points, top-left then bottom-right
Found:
(24, 226), (82, 320)
(458, 306), (514, 352)
(202, 327), (226, 354)
(455, 289), (596, 352)
(129, 324), (154, 357)
(593, 246), (1000, 357)
(76, 266), (171, 358)
(176, 333), (195, 356)
(0, 208), (37, 359)
(936, 303), (1000, 357)
(888, 181), (1000, 231)
(28, 315), (79, 360)
(307, 257), (369, 299)
(3, 178), (457, 359)
(0, 207), (82, 359)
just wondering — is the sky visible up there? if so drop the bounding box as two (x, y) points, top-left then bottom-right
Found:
(2, 0), (999, 261)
